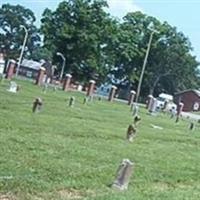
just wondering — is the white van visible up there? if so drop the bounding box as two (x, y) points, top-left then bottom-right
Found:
(157, 93), (177, 111)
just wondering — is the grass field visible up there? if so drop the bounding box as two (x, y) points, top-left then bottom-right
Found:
(1, 79), (200, 200)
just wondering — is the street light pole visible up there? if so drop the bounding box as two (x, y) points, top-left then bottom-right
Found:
(16, 25), (28, 76)
(56, 52), (66, 80)
(135, 30), (156, 103)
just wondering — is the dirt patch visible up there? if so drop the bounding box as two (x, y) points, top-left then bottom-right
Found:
(58, 189), (84, 199)
(152, 182), (170, 191)
(0, 194), (16, 200)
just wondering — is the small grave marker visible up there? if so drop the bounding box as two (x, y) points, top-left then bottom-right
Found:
(126, 124), (136, 142)
(7, 81), (18, 93)
(128, 90), (136, 105)
(134, 115), (141, 127)
(42, 83), (48, 93)
(69, 96), (75, 107)
(32, 98), (43, 113)
(176, 102), (184, 123)
(112, 159), (134, 191)
(83, 97), (88, 104)
(131, 103), (139, 117)
(189, 122), (195, 130)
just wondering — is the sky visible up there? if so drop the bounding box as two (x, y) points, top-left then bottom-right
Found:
(1, 0), (200, 61)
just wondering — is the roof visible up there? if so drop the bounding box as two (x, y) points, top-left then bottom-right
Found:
(158, 93), (173, 101)
(21, 59), (41, 70)
(175, 89), (200, 97)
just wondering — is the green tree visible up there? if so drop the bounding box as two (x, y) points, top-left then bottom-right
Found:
(0, 4), (40, 60)
(41, 0), (118, 83)
(111, 11), (200, 98)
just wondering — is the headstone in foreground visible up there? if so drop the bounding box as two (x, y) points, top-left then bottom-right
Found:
(32, 98), (43, 113)
(112, 159), (134, 191)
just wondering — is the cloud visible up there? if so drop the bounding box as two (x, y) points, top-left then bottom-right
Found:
(107, 0), (144, 19)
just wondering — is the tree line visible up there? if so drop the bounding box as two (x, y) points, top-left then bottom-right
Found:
(0, 0), (199, 98)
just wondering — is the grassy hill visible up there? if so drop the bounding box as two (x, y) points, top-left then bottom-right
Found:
(1, 79), (200, 200)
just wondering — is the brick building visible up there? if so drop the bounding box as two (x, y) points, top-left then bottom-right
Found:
(174, 90), (200, 112)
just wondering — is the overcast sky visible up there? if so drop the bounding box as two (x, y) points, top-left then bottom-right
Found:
(1, 0), (200, 61)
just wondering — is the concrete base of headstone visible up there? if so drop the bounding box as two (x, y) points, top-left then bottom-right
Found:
(112, 159), (134, 191)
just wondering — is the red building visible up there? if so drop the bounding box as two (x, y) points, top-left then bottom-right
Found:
(174, 90), (200, 112)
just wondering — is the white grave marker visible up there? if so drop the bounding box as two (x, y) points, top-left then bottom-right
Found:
(7, 81), (18, 93)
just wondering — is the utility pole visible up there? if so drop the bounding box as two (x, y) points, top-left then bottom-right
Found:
(135, 30), (156, 103)
(16, 25), (28, 76)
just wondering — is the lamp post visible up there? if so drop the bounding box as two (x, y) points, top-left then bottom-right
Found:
(135, 30), (157, 103)
(16, 25), (28, 76)
(56, 52), (66, 80)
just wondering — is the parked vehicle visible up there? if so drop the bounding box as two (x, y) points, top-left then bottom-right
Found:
(156, 93), (177, 111)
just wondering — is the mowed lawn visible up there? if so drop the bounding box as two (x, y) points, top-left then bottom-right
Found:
(1, 79), (200, 200)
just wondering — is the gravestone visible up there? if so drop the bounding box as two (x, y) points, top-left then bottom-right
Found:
(131, 103), (139, 117)
(69, 96), (75, 107)
(149, 98), (157, 114)
(86, 80), (95, 97)
(42, 83), (48, 93)
(83, 97), (88, 104)
(6, 60), (16, 80)
(134, 115), (141, 127)
(126, 124), (136, 142)
(63, 74), (72, 91)
(88, 95), (93, 102)
(0, 53), (5, 75)
(112, 159), (134, 191)
(32, 98), (43, 113)
(146, 94), (153, 109)
(170, 106), (176, 119)
(176, 102), (184, 123)
(35, 67), (46, 86)
(162, 100), (168, 112)
(108, 85), (117, 102)
(98, 96), (102, 101)
(7, 81), (18, 93)
(189, 122), (195, 130)
(128, 90), (136, 105)
(0, 74), (4, 83)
